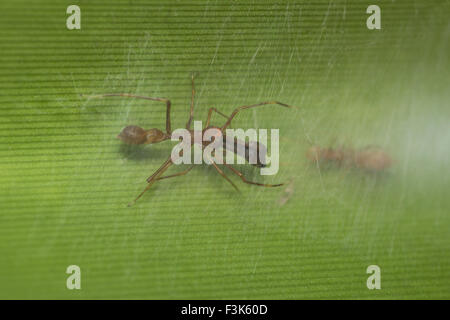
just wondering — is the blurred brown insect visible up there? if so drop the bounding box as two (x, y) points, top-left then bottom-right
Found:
(278, 179), (295, 206)
(86, 74), (297, 206)
(306, 145), (392, 171)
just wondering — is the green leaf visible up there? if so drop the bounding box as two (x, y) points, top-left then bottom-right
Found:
(0, 0), (449, 299)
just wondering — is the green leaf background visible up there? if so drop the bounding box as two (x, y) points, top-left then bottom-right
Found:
(0, 0), (449, 299)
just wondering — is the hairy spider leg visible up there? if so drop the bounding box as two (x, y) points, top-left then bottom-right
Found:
(221, 101), (296, 130)
(224, 163), (284, 187)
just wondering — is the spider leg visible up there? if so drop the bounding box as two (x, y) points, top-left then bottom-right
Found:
(205, 108), (232, 128)
(221, 101), (297, 130)
(205, 155), (239, 192)
(83, 93), (172, 135)
(156, 165), (195, 181)
(224, 163), (284, 187)
(186, 73), (196, 129)
(128, 156), (173, 206)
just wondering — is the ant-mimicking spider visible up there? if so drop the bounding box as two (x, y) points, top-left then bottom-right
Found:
(86, 74), (297, 206)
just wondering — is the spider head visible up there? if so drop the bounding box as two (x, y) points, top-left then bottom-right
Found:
(117, 126), (166, 145)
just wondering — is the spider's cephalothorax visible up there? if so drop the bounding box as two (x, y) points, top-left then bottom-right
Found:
(117, 125), (167, 145)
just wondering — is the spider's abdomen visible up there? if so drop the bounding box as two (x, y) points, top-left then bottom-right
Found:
(224, 136), (267, 167)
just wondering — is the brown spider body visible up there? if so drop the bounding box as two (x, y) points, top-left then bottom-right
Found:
(87, 75), (296, 205)
(354, 148), (392, 171)
(117, 125), (167, 145)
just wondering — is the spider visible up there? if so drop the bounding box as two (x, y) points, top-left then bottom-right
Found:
(87, 74), (297, 206)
